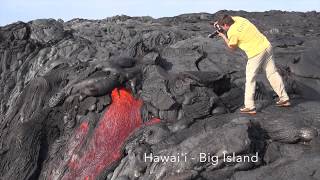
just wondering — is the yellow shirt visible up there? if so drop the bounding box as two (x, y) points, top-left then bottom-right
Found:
(227, 16), (270, 58)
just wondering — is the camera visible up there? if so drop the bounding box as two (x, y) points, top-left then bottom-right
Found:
(208, 23), (224, 38)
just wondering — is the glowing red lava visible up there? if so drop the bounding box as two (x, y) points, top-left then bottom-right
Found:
(61, 88), (160, 180)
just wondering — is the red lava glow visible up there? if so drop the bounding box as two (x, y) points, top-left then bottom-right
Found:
(61, 88), (160, 180)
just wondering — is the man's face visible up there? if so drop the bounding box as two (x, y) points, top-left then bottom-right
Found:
(222, 24), (230, 31)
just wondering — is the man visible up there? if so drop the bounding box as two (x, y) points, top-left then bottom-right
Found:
(214, 15), (290, 114)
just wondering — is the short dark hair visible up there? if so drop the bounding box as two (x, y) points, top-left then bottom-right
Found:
(217, 14), (234, 26)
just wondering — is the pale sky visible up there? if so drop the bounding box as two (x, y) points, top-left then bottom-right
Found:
(1, 0), (319, 26)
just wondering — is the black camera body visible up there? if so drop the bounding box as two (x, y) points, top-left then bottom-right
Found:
(208, 24), (224, 38)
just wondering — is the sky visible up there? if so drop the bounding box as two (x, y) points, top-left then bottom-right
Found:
(1, 0), (319, 26)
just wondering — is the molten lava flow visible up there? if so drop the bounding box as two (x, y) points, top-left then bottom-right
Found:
(61, 88), (159, 180)
(46, 121), (90, 180)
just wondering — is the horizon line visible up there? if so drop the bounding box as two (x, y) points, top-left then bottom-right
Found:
(1, 9), (319, 27)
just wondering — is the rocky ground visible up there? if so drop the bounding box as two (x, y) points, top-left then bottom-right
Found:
(0, 10), (320, 180)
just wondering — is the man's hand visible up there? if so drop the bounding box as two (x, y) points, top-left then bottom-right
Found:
(217, 32), (237, 50)
(217, 31), (225, 38)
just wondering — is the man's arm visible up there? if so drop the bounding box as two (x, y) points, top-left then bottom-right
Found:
(218, 32), (237, 50)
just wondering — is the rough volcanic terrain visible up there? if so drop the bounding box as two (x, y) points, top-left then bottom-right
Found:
(0, 10), (320, 180)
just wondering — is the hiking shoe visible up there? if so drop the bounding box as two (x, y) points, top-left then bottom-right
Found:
(240, 107), (257, 115)
(276, 99), (291, 107)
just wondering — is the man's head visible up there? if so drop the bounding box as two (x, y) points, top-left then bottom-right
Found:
(217, 14), (234, 31)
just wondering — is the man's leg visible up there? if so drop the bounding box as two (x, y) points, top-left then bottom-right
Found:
(263, 46), (290, 105)
(244, 51), (266, 109)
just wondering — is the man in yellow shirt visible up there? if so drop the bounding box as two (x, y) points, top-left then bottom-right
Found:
(214, 14), (290, 114)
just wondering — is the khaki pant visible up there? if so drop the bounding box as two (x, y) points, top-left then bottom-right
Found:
(245, 45), (289, 109)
